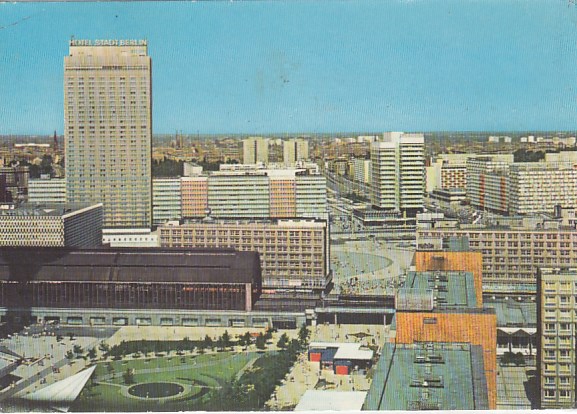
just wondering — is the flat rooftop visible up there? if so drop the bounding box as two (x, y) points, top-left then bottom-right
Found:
(0, 248), (260, 284)
(364, 342), (488, 410)
(484, 299), (536, 327)
(295, 391), (367, 411)
(398, 271), (477, 311)
(0, 203), (100, 218)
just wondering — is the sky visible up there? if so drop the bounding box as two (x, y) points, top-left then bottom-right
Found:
(2, 0), (577, 134)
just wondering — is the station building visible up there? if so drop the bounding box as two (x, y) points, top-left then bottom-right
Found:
(0, 247), (262, 325)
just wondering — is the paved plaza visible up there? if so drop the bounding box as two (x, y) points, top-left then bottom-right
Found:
(331, 239), (414, 295)
(0, 327), (101, 404)
(266, 323), (387, 410)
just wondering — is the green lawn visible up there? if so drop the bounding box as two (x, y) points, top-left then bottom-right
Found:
(72, 351), (258, 412)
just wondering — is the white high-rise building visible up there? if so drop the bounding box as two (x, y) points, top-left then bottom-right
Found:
(370, 132), (425, 215)
(64, 39), (152, 229)
(283, 139), (309, 166)
(243, 137), (269, 164)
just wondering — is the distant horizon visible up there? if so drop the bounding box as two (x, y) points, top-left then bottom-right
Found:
(2, 130), (577, 140)
(2, 1), (577, 134)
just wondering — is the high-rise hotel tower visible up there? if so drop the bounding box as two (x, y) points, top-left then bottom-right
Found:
(64, 39), (152, 229)
(371, 132), (425, 217)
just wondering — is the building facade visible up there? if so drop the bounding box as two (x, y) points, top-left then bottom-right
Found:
(509, 162), (577, 215)
(64, 40), (152, 229)
(352, 158), (371, 184)
(0, 165), (29, 203)
(243, 137), (269, 164)
(152, 178), (182, 226)
(371, 132), (424, 216)
(159, 219), (330, 290)
(0, 203), (103, 247)
(0, 248), (261, 313)
(28, 178), (67, 205)
(537, 267), (577, 409)
(417, 217), (577, 294)
(466, 156), (512, 215)
(283, 139), (309, 166)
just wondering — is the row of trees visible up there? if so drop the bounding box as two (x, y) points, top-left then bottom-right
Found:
(213, 325), (310, 411)
(104, 329), (280, 359)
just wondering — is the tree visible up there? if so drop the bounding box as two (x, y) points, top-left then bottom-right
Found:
(65, 350), (74, 359)
(255, 333), (266, 350)
(98, 341), (110, 354)
(276, 333), (289, 349)
(216, 337), (225, 352)
(88, 347), (97, 360)
(298, 324), (310, 346)
(222, 330), (231, 349)
(203, 335), (214, 351)
(122, 368), (135, 385)
(73, 344), (84, 355)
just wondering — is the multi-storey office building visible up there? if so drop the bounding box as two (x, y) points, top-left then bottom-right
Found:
(417, 216), (577, 294)
(64, 40), (152, 229)
(243, 137), (269, 164)
(371, 132), (424, 217)
(159, 219), (330, 290)
(186, 167), (327, 221)
(0, 203), (102, 247)
(283, 138), (309, 166)
(152, 178), (182, 226)
(537, 267), (577, 409)
(207, 172), (271, 218)
(28, 178), (67, 205)
(466, 156), (512, 215)
(509, 162), (577, 215)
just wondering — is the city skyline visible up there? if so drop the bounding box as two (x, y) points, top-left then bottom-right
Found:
(2, 1), (577, 135)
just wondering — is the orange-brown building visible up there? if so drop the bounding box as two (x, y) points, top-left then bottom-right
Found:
(269, 178), (296, 218)
(181, 177), (208, 218)
(394, 267), (497, 409)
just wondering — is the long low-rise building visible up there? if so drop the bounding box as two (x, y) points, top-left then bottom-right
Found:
(417, 216), (577, 294)
(0, 247), (261, 313)
(0, 203), (103, 248)
(159, 219), (330, 291)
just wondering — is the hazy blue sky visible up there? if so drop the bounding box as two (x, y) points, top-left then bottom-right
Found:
(2, 0), (577, 134)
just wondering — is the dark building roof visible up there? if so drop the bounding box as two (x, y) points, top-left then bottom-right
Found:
(0, 247), (260, 284)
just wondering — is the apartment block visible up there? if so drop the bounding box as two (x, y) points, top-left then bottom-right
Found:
(243, 137), (269, 164)
(0, 203), (103, 247)
(509, 162), (577, 215)
(283, 139), (309, 166)
(159, 219), (330, 290)
(466, 156), (512, 214)
(64, 40), (152, 229)
(371, 132), (424, 216)
(417, 216), (577, 294)
(352, 158), (371, 184)
(28, 178), (67, 205)
(537, 267), (577, 409)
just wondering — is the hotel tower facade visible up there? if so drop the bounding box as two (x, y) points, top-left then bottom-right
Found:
(64, 39), (152, 229)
